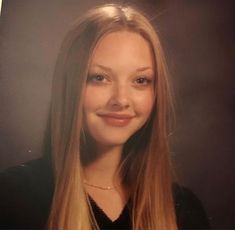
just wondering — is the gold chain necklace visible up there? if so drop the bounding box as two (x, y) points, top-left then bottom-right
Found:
(83, 180), (115, 190)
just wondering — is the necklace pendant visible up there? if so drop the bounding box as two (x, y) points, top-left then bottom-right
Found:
(83, 180), (115, 190)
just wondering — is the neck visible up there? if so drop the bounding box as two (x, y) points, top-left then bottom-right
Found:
(83, 145), (123, 187)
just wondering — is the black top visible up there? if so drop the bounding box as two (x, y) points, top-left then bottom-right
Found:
(0, 158), (210, 229)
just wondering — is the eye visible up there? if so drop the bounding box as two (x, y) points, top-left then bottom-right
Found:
(87, 74), (108, 83)
(134, 77), (153, 86)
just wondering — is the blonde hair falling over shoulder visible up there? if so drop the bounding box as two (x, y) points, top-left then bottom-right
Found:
(47, 3), (177, 230)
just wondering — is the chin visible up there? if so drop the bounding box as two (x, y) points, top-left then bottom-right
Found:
(95, 136), (129, 147)
(84, 121), (145, 148)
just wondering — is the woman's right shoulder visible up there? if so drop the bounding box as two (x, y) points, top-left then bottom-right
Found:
(0, 158), (54, 228)
(0, 158), (54, 194)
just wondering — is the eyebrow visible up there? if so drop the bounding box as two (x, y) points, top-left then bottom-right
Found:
(91, 64), (153, 72)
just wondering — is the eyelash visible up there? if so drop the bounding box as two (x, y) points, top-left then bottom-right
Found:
(134, 77), (152, 85)
(87, 74), (108, 83)
(87, 74), (153, 86)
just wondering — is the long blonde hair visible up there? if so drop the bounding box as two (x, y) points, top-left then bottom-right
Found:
(48, 4), (177, 230)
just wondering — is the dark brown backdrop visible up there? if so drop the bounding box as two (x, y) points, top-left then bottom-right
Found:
(0, 0), (234, 228)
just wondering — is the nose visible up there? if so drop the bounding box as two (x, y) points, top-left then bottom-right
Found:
(108, 83), (130, 109)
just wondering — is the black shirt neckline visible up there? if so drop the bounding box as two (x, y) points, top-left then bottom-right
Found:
(88, 195), (132, 229)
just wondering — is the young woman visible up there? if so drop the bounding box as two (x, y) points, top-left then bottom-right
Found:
(0, 4), (209, 230)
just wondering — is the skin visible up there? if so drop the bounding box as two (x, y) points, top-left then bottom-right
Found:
(83, 31), (155, 221)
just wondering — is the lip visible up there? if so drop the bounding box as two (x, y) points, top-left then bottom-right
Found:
(97, 113), (134, 127)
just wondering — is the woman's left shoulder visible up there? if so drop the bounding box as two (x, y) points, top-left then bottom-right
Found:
(173, 183), (210, 229)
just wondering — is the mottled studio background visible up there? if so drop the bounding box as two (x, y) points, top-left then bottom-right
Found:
(0, 0), (234, 228)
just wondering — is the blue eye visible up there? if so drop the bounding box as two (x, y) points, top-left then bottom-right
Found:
(135, 77), (152, 85)
(87, 74), (106, 82)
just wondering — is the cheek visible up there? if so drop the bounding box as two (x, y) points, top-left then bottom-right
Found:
(83, 86), (107, 112)
(134, 91), (154, 116)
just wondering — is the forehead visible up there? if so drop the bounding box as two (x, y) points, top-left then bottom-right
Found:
(89, 31), (154, 70)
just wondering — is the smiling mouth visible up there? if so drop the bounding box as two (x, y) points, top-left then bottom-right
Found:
(97, 113), (134, 127)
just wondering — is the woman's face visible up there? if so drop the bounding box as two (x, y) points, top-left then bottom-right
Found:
(83, 31), (155, 147)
